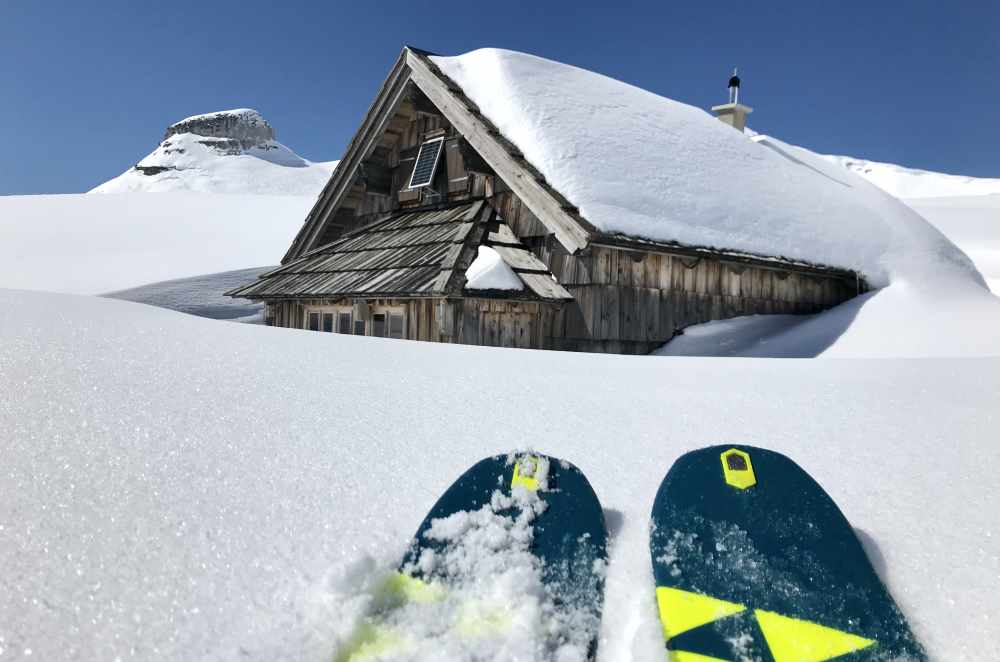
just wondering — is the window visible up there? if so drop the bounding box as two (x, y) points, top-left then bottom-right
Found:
(337, 312), (352, 334)
(322, 313), (334, 332)
(308, 312), (320, 331)
(389, 313), (405, 339)
(353, 320), (366, 336)
(372, 314), (386, 337)
(407, 137), (445, 188)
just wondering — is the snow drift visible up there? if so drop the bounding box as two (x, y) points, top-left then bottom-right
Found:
(464, 246), (524, 291)
(0, 193), (307, 294)
(1, 288), (998, 661)
(821, 154), (1000, 200)
(906, 195), (1000, 294)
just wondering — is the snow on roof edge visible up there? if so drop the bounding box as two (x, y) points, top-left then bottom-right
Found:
(429, 48), (984, 291)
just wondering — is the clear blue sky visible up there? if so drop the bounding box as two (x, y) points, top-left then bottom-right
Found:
(2, 0), (997, 195)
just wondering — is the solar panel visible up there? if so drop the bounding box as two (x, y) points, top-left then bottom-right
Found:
(407, 137), (445, 189)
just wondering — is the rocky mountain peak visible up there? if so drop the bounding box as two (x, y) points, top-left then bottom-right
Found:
(165, 109), (275, 147)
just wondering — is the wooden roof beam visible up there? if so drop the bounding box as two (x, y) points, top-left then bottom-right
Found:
(405, 49), (592, 254)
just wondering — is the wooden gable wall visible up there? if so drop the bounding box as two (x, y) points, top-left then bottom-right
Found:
(312, 83), (501, 248)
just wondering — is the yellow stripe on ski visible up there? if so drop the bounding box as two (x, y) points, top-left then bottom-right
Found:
(755, 609), (876, 662)
(656, 586), (746, 640)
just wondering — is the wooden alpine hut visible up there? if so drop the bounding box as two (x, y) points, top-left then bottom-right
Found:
(227, 47), (866, 353)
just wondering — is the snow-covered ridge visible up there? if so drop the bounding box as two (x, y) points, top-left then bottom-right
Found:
(90, 108), (337, 196)
(821, 154), (1000, 200)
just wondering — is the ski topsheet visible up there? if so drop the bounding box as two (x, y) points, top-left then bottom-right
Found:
(339, 452), (608, 661)
(649, 445), (926, 662)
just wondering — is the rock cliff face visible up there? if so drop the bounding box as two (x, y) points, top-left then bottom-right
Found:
(165, 109), (276, 150)
(90, 109), (338, 195)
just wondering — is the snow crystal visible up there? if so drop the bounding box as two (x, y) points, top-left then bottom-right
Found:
(327, 486), (596, 661)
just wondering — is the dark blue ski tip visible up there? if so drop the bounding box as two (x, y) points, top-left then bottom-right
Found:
(402, 451), (608, 573)
(392, 451), (609, 659)
(649, 444), (926, 661)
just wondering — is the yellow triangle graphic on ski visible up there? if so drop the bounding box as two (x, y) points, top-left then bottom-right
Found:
(669, 651), (731, 662)
(656, 587), (746, 639)
(755, 609), (876, 662)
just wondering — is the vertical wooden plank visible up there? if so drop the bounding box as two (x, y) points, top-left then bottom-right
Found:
(618, 286), (634, 340)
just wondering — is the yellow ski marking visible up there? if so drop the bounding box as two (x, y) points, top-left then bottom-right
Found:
(656, 586), (746, 640)
(754, 609), (876, 662)
(720, 448), (756, 490)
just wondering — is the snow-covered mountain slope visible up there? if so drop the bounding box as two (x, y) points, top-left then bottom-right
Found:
(433, 49), (977, 291)
(822, 154), (1000, 199)
(0, 193), (307, 294)
(812, 151), (1000, 293)
(1, 289), (997, 661)
(907, 194), (1000, 294)
(90, 109), (337, 196)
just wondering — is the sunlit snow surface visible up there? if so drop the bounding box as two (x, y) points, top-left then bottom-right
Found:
(1, 290), (999, 661)
(822, 154), (1000, 200)
(464, 246), (524, 291)
(0, 193), (308, 295)
(907, 195), (1000, 295)
(90, 132), (337, 196)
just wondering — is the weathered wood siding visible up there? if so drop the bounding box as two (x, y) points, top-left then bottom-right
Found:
(266, 297), (562, 350)
(532, 244), (859, 354)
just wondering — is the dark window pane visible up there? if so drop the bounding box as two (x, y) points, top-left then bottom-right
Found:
(353, 320), (366, 336)
(373, 314), (386, 337)
(389, 314), (404, 339)
(338, 312), (352, 334)
(308, 312), (320, 331)
(322, 313), (334, 332)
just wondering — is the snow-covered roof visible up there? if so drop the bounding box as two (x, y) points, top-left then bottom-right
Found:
(229, 201), (571, 302)
(429, 49), (980, 289)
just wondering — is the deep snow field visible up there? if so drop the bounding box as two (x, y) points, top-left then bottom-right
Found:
(1, 289), (998, 661)
(0, 193), (307, 295)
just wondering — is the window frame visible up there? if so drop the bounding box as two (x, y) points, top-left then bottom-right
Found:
(406, 137), (446, 189)
(337, 311), (353, 334)
(388, 312), (405, 340)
